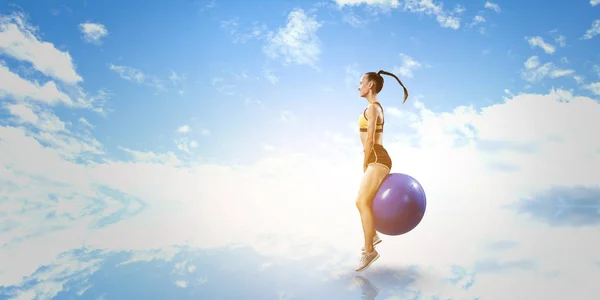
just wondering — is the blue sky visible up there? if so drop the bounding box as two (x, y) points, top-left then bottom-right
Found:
(1, 0), (600, 299)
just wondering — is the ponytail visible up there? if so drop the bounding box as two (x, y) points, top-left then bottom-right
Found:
(377, 70), (409, 104)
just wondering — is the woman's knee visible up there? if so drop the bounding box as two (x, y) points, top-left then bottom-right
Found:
(355, 196), (371, 211)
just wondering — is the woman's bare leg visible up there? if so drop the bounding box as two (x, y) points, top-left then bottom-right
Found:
(355, 163), (390, 271)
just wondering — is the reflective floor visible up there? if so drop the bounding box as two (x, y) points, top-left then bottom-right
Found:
(0, 244), (479, 299)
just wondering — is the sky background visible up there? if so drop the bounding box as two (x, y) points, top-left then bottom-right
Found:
(1, 0), (600, 299)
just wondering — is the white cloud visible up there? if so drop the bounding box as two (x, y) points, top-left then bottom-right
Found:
(526, 36), (556, 54)
(79, 22), (108, 44)
(200, 0), (216, 11)
(0, 28), (106, 113)
(0, 13), (82, 85)
(1, 98), (104, 161)
(469, 15), (485, 27)
(521, 56), (576, 83)
(6, 103), (39, 124)
(336, 0), (462, 29)
(341, 11), (369, 28)
(335, 0), (394, 27)
(4, 249), (102, 299)
(335, 0), (400, 7)
(0, 63), (73, 106)
(119, 248), (179, 266)
(119, 147), (181, 166)
(393, 53), (422, 78)
(524, 56), (540, 69)
(220, 18), (269, 44)
(175, 124), (208, 137)
(3, 87), (600, 298)
(5, 103), (65, 132)
(549, 68), (576, 78)
(582, 20), (600, 40)
(74, 88), (111, 114)
(555, 35), (567, 47)
(175, 138), (198, 154)
(402, 0), (461, 29)
(583, 82), (600, 95)
(168, 71), (185, 84)
(453, 4), (466, 14)
(108, 64), (145, 83)
(591, 0), (600, 6)
(177, 125), (192, 133)
(211, 77), (236, 95)
(263, 9), (322, 67)
(0, 129), (105, 287)
(108, 63), (175, 93)
(464, 89), (599, 149)
(484, 1), (501, 12)
(175, 280), (188, 288)
(79, 117), (93, 128)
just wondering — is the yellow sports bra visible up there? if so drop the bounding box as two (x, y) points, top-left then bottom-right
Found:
(358, 102), (384, 132)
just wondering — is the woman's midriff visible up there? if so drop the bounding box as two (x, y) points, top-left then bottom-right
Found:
(360, 132), (384, 147)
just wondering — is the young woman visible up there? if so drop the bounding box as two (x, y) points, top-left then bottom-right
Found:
(354, 70), (408, 272)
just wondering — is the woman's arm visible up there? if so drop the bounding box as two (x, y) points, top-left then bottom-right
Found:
(363, 103), (379, 171)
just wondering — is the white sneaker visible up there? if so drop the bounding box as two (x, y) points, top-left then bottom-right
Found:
(355, 249), (380, 272)
(373, 233), (382, 246)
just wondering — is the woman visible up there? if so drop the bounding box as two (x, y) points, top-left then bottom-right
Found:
(355, 70), (408, 272)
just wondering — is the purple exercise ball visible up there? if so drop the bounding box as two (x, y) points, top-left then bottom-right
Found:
(372, 173), (427, 236)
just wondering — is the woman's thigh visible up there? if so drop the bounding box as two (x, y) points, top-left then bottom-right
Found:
(356, 163), (390, 205)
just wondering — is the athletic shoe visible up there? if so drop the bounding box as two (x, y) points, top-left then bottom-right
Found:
(355, 249), (380, 272)
(361, 233), (382, 251)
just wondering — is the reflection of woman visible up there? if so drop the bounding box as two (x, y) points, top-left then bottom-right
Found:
(354, 70), (408, 272)
(355, 275), (379, 300)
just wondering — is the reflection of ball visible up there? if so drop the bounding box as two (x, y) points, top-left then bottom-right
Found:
(372, 173), (427, 236)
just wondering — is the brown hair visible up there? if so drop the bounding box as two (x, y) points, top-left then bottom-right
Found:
(365, 70), (409, 104)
